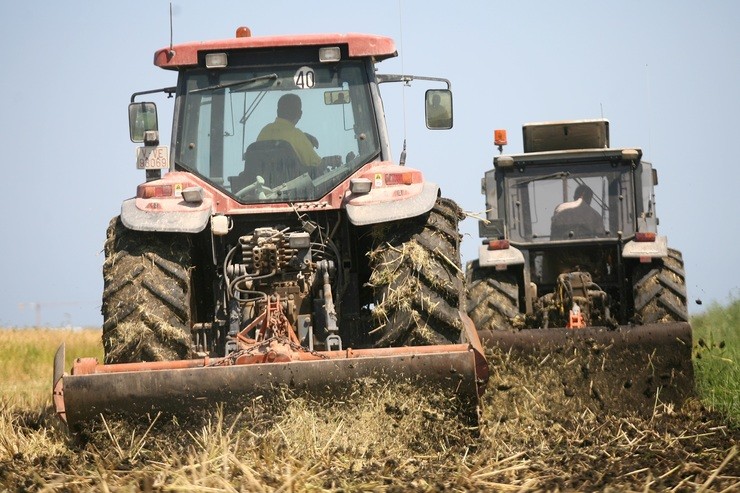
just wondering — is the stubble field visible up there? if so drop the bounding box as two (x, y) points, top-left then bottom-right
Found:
(1, 301), (738, 491)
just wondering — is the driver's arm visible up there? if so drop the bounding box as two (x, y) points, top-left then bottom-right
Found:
(287, 129), (321, 167)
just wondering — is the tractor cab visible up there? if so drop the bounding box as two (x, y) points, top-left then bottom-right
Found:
(128, 29), (453, 205)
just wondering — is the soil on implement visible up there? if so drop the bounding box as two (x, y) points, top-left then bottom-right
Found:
(480, 323), (694, 417)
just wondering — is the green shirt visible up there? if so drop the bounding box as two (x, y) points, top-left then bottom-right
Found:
(256, 118), (321, 166)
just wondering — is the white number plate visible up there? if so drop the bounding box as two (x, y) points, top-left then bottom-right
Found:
(136, 146), (170, 169)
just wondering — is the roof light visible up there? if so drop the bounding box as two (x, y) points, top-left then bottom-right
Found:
(205, 53), (228, 69)
(236, 26), (252, 38)
(635, 231), (656, 242)
(319, 46), (341, 62)
(622, 149), (640, 162)
(495, 156), (514, 169)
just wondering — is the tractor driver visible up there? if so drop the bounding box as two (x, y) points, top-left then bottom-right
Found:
(550, 184), (604, 239)
(256, 93), (323, 168)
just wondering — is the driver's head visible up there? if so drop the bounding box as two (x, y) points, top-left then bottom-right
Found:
(277, 93), (302, 123)
(574, 184), (594, 204)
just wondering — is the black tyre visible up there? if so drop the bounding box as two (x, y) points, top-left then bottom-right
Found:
(368, 197), (465, 346)
(632, 248), (689, 323)
(465, 260), (520, 332)
(101, 217), (193, 363)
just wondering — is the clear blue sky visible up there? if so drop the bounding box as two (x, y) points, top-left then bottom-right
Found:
(1, 1), (738, 327)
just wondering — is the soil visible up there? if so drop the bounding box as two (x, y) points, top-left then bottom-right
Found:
(2, 349), (738, 492)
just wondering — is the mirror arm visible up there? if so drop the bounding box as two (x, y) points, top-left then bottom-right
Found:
(376, 74), (451, 90)
(130, 86), (177, 103)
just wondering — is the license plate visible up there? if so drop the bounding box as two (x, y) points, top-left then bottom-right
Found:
(136, 146), (169, 169)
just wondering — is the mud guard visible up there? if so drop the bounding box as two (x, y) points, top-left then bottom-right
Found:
(346, 182), (439, 226)
(477, 244), (525, 268)
(121, 198), (211, 233)
(622, 235), (669, 258)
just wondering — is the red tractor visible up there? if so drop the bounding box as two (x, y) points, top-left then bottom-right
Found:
(53, 28), (486, 430)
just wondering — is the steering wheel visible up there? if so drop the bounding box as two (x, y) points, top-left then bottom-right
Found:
(235, 176), (274, 199)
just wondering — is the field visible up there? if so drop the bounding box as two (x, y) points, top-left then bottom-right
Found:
(1, 302), (738, 492)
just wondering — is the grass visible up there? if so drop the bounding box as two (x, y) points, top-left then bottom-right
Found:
(692, 297), (740, 423)
(0, 305), (738, 491)
(0, 328), (103, 408)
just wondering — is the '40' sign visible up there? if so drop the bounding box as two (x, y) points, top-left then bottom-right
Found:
(294, 66), (315, 89)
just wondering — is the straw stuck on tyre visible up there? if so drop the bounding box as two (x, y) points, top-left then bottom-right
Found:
(368, 197), (465, 346)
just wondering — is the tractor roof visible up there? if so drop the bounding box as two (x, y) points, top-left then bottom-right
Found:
(154, 32), (398, 69)
(493, 147), (643, 170)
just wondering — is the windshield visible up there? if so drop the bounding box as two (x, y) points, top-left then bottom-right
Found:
(504, 163), (635, 243)
(175, 61), (380, 203)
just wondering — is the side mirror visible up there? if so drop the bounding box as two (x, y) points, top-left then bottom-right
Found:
(425, 89), (453, 130)
(128, 102), (158, 143)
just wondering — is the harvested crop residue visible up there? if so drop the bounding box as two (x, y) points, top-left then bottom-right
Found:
(2, 357), (738, 491)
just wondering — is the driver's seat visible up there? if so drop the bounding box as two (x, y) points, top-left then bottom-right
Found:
(230, 140), (302, 191)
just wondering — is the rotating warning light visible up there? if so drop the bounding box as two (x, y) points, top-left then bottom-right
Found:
(236, 26), (252, 38)
(494, 129), (508, 146)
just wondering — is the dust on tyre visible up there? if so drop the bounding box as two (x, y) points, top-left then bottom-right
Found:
(632, 248), (689, 324)
(466, 260), (520, 332)
(368, 197), (465, 346)
(101, 216), (193, 363)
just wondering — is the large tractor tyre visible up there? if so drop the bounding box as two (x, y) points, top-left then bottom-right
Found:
(632, 248), (689, 324)
(369, 197), (465, 346)
(465, 260), (520, 332)
(101, 217), (193, 364)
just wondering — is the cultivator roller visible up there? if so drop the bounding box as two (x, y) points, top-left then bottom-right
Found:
(480, 322), (694, 413)
(53, 313), (488, 432)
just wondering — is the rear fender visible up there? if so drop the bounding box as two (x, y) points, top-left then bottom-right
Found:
(622, 235), (668, 259)
(477, 244), (525, 268)
(345, 181), (438, 226)
(121, 198), (211, 233)
(120, 172), (214, 233)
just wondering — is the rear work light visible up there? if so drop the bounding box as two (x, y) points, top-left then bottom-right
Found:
(205, 53), (228, 68)
(349, 178), (372, 194)
(319, 46), (341, 62)
(138, 184), (173, 199)
(635, 232), (657, 242)
(488, 239), (510, 250)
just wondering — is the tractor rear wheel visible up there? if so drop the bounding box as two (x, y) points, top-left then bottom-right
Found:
(632, 248), (689, 324)
(101, 217), (193, 363)
(369, 197), (465, 346)
(466, 261), (520, 332)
